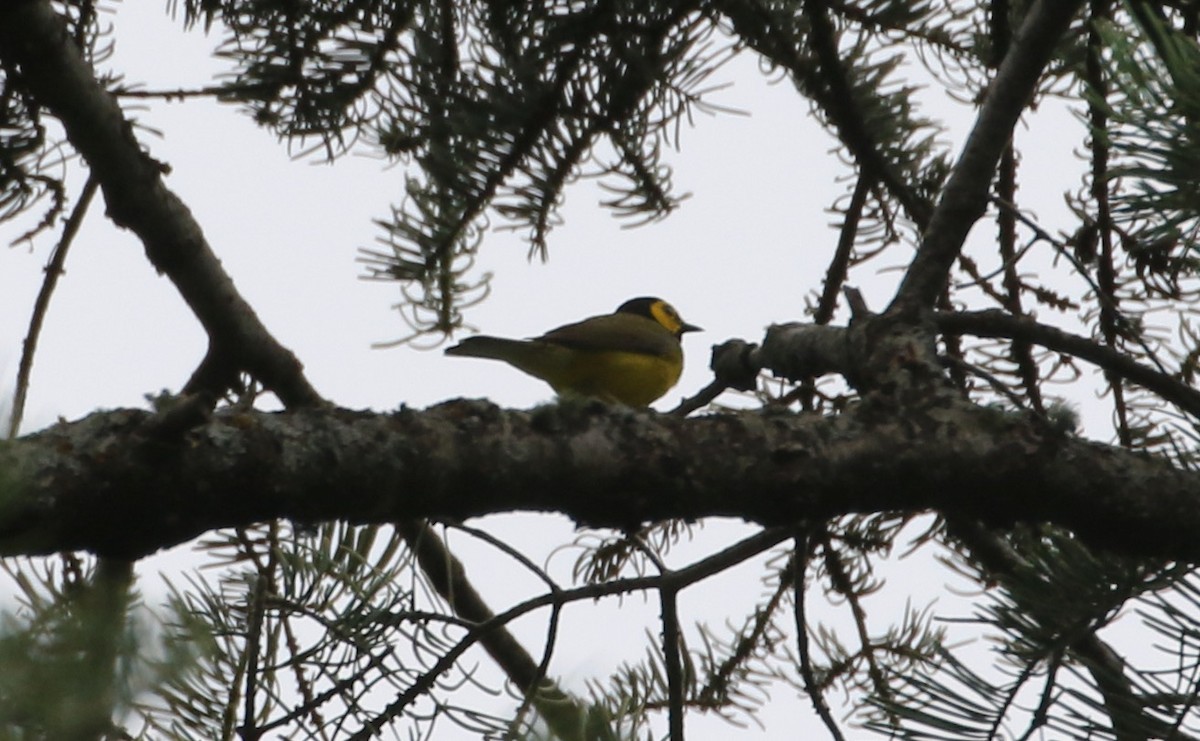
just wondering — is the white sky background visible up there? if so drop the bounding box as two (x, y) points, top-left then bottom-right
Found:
(0, 3), (1123, 739)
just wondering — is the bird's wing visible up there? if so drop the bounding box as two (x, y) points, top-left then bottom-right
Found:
(538, 314), (677, 358)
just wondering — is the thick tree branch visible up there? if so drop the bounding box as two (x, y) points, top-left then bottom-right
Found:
(710, 307), (1200, 425)
(1, 399), (1198, 563)
(890, 0), (1084, 313)
(0, 0), (321, 407)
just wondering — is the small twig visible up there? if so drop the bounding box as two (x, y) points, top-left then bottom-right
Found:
(816, 174), (874, 325)
(939, 355), (1030, 412)
(793, 529), (846, 741)
(698, 569), (791, 704)
(670, 379), (727, 417)
(110, 82), (271, 100)
(447, 522), (560, 593)
(440, 522), (570, 739)
(355, 527), (790, 739)
(397, 520), (546, 690)
(1012, 653), (1061, 741)
(281, 612), (330, 740)
(9, 175), (98, 439)
(253, 645), (395, 735)
(935, 310), (1200, 420)
(238, 523), (280, 741)
(990, 196), (1173, 380)
(504, 602), (565, 740)
(817, 529), (893, 710)
(802, 0), (932, 228)
(994, 113), (1046, 414)
(661, 585), (686, 740)
(635, 531), (688, 739)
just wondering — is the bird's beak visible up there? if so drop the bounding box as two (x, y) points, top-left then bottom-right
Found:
(680, 322), (702, 334)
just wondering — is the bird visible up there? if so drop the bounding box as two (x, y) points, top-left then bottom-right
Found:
(445, 297), (701, 407)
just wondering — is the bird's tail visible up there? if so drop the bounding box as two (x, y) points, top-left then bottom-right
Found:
(446, 336), (566, 383)
(445, 336), (531, 360)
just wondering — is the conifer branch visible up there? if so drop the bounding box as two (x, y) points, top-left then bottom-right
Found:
(2, 400), (1199, 563)
(0, 0), (321, 406)
(892, 0), (1085, 312)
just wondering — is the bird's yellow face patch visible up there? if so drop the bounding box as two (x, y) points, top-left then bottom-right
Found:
(649, 300), (686, 335)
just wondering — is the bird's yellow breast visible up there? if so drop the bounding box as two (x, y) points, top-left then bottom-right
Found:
(549, 349), (683, 407)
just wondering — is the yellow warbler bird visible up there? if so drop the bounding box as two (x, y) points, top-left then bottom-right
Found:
(445, 297), (701, 407)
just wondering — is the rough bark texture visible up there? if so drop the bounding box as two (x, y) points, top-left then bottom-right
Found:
(1, 397), (1196, 561)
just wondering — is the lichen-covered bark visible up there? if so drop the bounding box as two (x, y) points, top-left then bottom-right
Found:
(0, 396), (1196, 561)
